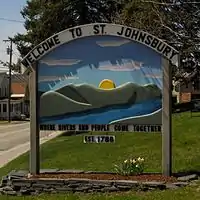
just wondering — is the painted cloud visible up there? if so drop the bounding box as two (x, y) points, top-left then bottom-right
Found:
(98, 61), (143, 72)
(38, 74), (79, 82)
(96, 39), (131, 47)
(40, 59), (82, 66)
(144, 74), (162, 79)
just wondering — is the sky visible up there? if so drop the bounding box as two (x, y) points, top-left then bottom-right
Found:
(0, 0), (26, 66)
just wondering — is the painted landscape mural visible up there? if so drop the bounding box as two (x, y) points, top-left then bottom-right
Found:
(38, 35), (162, 125)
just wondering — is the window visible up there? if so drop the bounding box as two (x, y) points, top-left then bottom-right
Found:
(2, 87), (7, 97)
(3, 104), (7, 112)
(11, 104), (13, 112)
(15, 104), (20, 112)
(4, 87), (7, 96)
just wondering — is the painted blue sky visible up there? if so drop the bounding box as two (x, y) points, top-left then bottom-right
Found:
(0, 0), (26, 64)
(38, 36), (162, 92)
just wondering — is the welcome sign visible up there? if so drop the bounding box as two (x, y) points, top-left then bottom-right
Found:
(40, 124), (162, 132)
(22, 24), (178, 67)
(22, 23), (178, 133)
(22, 23), (179, 176)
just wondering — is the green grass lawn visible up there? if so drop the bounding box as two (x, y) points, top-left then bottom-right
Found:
(0, 112), (200, 199)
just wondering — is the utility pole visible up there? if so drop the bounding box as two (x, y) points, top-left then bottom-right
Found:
(3, 39), (13, 123)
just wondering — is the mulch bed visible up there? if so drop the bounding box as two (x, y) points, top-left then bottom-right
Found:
(31, 173), (177, 183)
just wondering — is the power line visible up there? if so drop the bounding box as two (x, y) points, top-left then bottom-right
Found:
(0, 49), (20, 55)
(0, 17), (24, 23)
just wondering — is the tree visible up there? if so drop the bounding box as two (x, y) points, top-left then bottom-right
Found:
(113, 0), (164, 37)
(114, 1), (200, 49)
(0, 59), (21, 73)
(12, 58), (22, 73)
(160, 1), (200, 84)
(13, 0), (123, 57)
(114, 0), (200, 81)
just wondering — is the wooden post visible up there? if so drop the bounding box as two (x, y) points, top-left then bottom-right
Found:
(29, 62), (40, 175)
(162, 58), (172, 176)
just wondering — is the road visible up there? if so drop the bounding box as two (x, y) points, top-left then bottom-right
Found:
(0, 122), (61, 167)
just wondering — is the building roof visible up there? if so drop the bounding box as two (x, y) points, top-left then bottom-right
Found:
(11, 82), (26, 95)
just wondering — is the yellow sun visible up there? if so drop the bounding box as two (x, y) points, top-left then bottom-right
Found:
(99, 79), (116, 90)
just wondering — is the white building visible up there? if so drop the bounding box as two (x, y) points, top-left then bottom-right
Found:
(0, 64), (29, 120)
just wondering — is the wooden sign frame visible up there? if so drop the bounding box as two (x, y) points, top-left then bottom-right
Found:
(22, 23), (179, 176)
